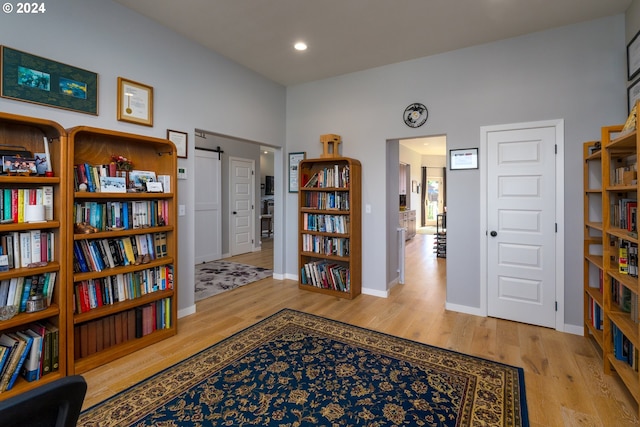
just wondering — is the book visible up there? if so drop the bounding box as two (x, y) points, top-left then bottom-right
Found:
(0, 333), (27, 391)
(20, 328), (42, 381)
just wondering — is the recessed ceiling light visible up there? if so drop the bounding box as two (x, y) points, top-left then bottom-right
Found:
(294, 42), (307, 51)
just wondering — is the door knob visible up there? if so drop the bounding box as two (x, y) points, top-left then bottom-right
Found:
(232, 211), (237, 215)
(490, 230), (497, 237)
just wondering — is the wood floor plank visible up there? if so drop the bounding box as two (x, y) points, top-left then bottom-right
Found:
(79, 234), (640, 425)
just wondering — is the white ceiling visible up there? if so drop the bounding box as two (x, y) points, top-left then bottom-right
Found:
(400, 135), (447, 156)
(115, 0), (630, 86)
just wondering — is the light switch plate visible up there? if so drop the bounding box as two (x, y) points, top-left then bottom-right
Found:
(177, 167), (187, 180)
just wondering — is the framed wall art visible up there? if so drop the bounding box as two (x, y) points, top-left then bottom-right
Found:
(167, 129), (188, 158)
(288, 151), (306, 192)
(450, 148), (478, 170)
(629, 29), (640, 81)
(117, 77), (153, 126)
(1, 46), (98, 115)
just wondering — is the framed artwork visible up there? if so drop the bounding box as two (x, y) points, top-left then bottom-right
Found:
(629, 77), (640, 114)
(288, 152), (306, 192)
(450, 148), (478, 170)
(167, 129), (188, 158)
(1, 46), (98, 115)
(629, 30), (640, 81)
(117, 77), (153, 126)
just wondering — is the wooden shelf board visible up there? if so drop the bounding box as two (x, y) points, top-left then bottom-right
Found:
(585, 287), (604, 306)
(72, 257), (174, 281)
(73, 225), (173, 241)
(607, 354), (640, 403)
(608, 311), (639, 346)
(607, 270), (639, 295)
(585, 254), (603, 270)
(0, 370), (65, 401)
(584, 322), (604, 348)
(73, 327), (176, 374)
(73, 289), (175, 324)
(74, 192), (173, 200)
(0, 304), (60, 329)
(298, 283), (355, 300)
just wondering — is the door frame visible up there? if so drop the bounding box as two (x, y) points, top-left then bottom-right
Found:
(479, 119), (565, 331)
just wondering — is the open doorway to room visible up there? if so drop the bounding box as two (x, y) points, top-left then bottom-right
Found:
(388, 135), (447, 290)
(193, 130), (277, 274)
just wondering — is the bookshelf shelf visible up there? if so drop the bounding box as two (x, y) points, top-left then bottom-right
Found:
(585, 117), (640, 416)
(66, 126), (178, 374)
(0, 112), (68, 399)
(298, 157), (361, 299)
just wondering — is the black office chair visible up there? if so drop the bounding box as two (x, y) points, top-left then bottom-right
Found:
(0, 375), (87, 427)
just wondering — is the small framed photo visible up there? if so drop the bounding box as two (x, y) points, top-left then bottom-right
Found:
(167, 129), (188, 158)
(629, 30), (640, 81)
(145, 181), (163, 192)
(289, 152), (306, 192)
(450, 148), (478, 170)
(129, 170), (157, 189)
(2, 156), (37, 174)
(117, 77), (153, 126)
(99, 176), (126, 193)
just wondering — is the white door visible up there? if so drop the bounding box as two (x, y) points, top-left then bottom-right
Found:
(194, 149), (222, 263)
(230, 157), (254, 256)
(484, 121), (563, 328)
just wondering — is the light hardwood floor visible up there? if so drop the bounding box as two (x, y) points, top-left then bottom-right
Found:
(82, 234), (639, 426)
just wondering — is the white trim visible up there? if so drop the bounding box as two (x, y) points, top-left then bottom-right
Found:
(362, 288), (388, 298)
(479, 119), (565, 331)
(563, 324), (584, 336)
(178, 305), (196, 318)
(445, 302), (485, 317)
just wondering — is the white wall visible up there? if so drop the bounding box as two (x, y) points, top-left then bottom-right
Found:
(0, 0), (286, 316)
(286, 15), (626, 329)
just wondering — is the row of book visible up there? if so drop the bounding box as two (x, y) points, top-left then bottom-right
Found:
(612, 323), (639, 372)
(74, 200), (170, 231)
(0, 322), (59, 392)
(73, 266), (174, 314)
(586, 296), (603, 331)
(616, 238), (638, 277)
(612, 160), (637, 186)
(0, 273), (56, 311)
(300, 260), (350, 292)
(301, 234), (350, 257)
(611, 198), (637, 233)
(73, 232), (168, 273)
(611, 278), (638, 323)
(74, 298), (172, 359)
(0, 230), (55, 270)
(0, 186), (54, 224)
(301, 213), (349, 234)
(302, 191), (350, 211)
(303, 165), (350, 188)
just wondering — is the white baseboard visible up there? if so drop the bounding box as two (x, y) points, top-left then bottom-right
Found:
(445, 302), (484, 317)
(563, 324), (584, 336)
(362, 287), (388, 298)
(178, 305), (196, 319)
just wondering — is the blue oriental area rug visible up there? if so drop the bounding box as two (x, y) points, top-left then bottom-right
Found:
(78, 309), (529, 426)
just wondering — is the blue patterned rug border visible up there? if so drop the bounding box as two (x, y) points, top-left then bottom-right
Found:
(80, 308), (529, 426)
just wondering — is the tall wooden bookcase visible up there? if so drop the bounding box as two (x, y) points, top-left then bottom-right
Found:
(298, 157), (361, 299)
(0, 112), (67, 399)
(584, 121), (640, 414)
(66, 127), (178, 374)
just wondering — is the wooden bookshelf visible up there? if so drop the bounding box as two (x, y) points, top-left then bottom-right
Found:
(297, 157), (361, 299)
(585, 112), (640, 415)
(0, 112), (67, 399)
(66, 126), (178, 374)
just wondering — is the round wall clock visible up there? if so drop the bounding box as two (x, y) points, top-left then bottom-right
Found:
(403, 103), (428, 128)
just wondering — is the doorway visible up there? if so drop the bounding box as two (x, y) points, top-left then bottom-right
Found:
(193, 130), (278, 267)
(385, 135), (447, 288)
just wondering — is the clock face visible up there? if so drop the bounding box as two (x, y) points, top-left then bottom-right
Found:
(403, 103), (428, 128)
